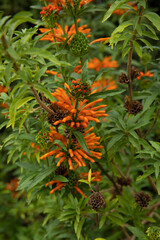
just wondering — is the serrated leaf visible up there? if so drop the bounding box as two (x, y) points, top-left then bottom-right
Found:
(102, 0), (129, 22)
(73, 131), (91, 155)
(144, 12), (160, 32)
(142, 31), (159, 40)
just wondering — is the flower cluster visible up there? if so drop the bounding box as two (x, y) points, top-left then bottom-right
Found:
(40, 4), (61, 18)
(50, 85), (108, 129)
(45, 169), (101, 197)
(40, 126), (104, 169)
(71, 79), (91, 99)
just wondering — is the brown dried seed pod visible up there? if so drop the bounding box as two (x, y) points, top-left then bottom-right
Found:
(47, 103), (69, 125)
(55, 164), (67, 176)
(131, 66), (140, 80)
(110, 184), (123, 198)
(88, 192), (106, 210)
(124, 100), (143, 115)
(134, 191), (152, 208)
(118, 72), (129, 84)
(116, 176), (132, 186)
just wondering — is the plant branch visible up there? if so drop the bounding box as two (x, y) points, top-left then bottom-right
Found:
(31, 86), (55, 115)
(95, 162), (121, 194)
(1, 35), (19, 71)
(143, 108), (160, 139)
(127, 6), (144, 103)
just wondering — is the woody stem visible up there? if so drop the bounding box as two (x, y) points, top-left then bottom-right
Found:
(95, 162), (121, 194)
(31, 86), (55, 115)
(127, 6), (144, 103)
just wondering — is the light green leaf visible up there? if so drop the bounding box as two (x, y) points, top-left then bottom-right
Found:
(88, 169), (92, 183)
(53, 175), (69, 182)
(23, 48), (71, 66)
(144, 12), (160, 32)
(33, 83), (55, 102)
(102, 0), (129, 22)
(110, 21), (133, 45)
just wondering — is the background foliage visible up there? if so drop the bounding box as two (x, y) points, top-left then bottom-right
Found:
(0, 0), (160, 240)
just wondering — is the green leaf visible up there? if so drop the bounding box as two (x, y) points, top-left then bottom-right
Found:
(78, 179), (89, 185)
(9, 96), (34, 128)
(127, 226), (147, 239)
(53, 175), (69, 182)
(102, 0), (129, 22)
(110, 21), (133, 46)
(73, 131), (91, 155)
(142, 30), (159, 40)
(154, 162), (160, 179)
(99, 215), (106, 229)
(94, 239), (106, 240)
(150, 141), (160, 153)
(133, 40), (142, 58)
(156, 177), (160, 195)
(76, 217), (85, 240)
(138, 38), (153, 51)
(88, 169), (92, 183)
(136, 169), (155, 181)
(23, 48), (71, 66)
(122, 47), (130, 58)
(107, 133), (124, 151)
(144, 12), (160, 32)
(7, 46), (19, 60)
(33, 83), (55, 102)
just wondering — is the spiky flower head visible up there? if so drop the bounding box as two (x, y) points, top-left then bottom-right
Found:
(134, 191), (152, 208)
(146, 226), (160, 240)
(88, 192), (106, 210)
(70, 32), (89, 56)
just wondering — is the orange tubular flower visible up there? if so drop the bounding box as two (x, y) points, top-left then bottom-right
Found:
(45, 170), (102, 198)
(88, 56), (118, 72)
(39, 19), (91, 43)
(0, 85), (9, 108)
(51, 86), (108, 129)
(112, 2), (137, 16)
(5, 178), (19, 198)
(48, 0), (93, 7)
(40, 126), (103, 170)
(137, 71), (153, 80)
(92, 78), (117, 92)
(90, 37), (110, 45)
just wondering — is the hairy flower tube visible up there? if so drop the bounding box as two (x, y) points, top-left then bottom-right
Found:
(39, 19), (91, 43)
(40, 126), (104, 170)
(45, 170), (102, 197)
(88, 56), (118, 72)
(50, 84), (108, 129)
